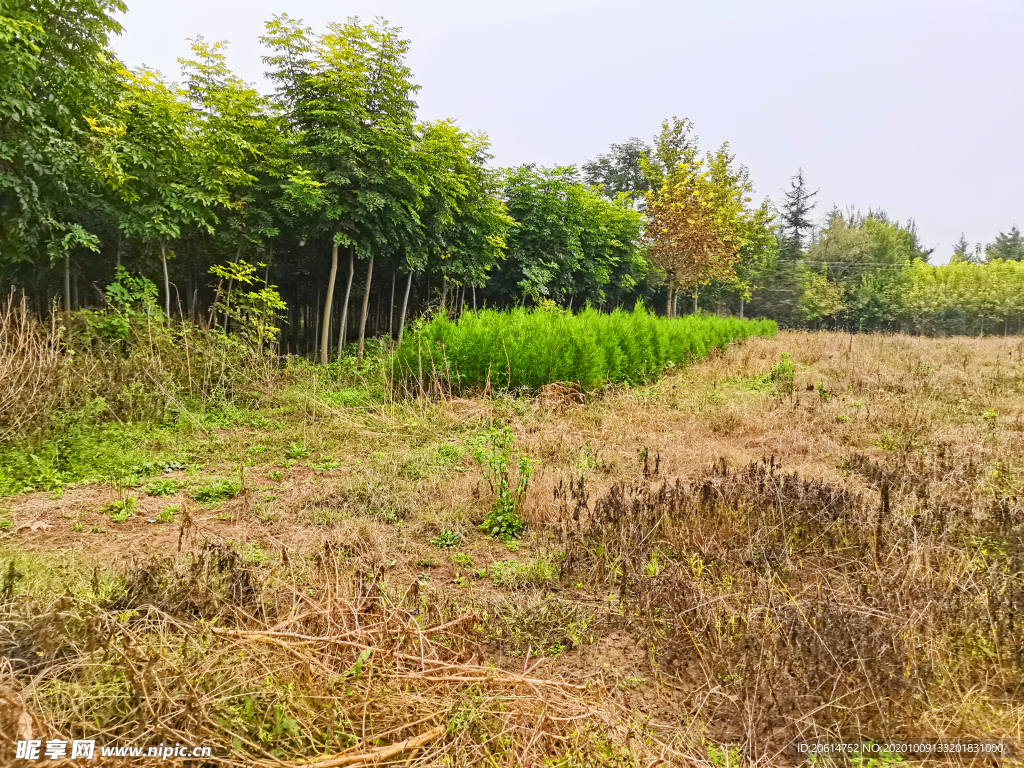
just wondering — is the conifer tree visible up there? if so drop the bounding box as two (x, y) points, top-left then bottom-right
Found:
(777, 168), (817, 259)
(986, 225), (1024, 262)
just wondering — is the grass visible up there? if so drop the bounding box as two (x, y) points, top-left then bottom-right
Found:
(4, 301), (1024, 765)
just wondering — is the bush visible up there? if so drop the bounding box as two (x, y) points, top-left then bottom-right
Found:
(393, 303), (776, 392)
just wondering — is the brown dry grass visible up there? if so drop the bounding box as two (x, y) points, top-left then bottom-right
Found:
(3, 329), (1024, 765)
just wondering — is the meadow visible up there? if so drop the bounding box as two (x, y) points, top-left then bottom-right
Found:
(2, 303), (1024, 766)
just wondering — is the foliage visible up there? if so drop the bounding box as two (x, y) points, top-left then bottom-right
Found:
(581, 137), (653, 201)
(985, 225), (1024, 262)
(776, 168), (817, 259)
(0, 0), (125, 267)
(903, 258), (1024, 334)
(146, 479), (178, 497)
(429, 530), (460, 548)
(489, 166), (645, 306)
(471, 427), (533, 542)
(395, 305), (777, 391)
(208, 259), (287, 348)
(798, 209), (927, 329)
(105, 496), (137, 522)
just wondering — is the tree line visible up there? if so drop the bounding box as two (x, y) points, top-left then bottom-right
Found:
(2, 0), (1021, 356)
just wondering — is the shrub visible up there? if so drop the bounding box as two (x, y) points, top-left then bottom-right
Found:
(393, 303), (776, 392)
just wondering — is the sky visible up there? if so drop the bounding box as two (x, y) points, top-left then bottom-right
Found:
(112, 0), (1024, 263)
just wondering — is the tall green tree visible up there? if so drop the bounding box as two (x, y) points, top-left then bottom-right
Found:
(490, 166), (643, 308)
(262, 15), (421, 364)
(0, 0), (125, 302)
(582, 137), (652, 201)
(410, 120), (511, 324)
(798, 209), (929, 328)
(89, 65), (245, 317)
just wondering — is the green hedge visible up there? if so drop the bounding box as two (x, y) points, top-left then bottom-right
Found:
(394, 305), (777, 391)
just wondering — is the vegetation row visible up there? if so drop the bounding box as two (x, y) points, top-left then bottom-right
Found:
(394, 305), (777, 391)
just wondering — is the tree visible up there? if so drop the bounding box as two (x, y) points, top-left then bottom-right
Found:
(638, 116), (700, 190)
(777, 169), (817, 259)
(489, 166), (643, 308)
(411, 120), (512, 323)
(0, 0), (126, 300)
(262, 15), (421, 364)
(89, 65), (237, 317)
(582, 138), (652, 201)
(985, 225), (1024, 262)
(799, 209), (928, 329)
(643, 178), (738, 316)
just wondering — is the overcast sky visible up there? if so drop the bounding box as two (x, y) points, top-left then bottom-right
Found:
(112, 0), (1024, 263)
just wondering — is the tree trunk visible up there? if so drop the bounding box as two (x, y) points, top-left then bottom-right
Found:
(63, 255), (71, 312)
(338, 244), (354, 355)
(472, 283), (476, 311)
(314, 289), (321, 359)
(160, 241), (171, 317)
(71, 263), (79, 310)
(357, 251), (374, 361)
(693, 294), (698, 314)
(398, 270), (413, 344)
(739, 298), (744, 319)
(389, 269), (396, 339)
(320, 241), (339, 366)
(224, 245), (242, 333)
(666, 288), (673, 318)
(440, 276), (447, 314)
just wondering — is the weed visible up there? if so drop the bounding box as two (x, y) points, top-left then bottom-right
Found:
(285, 443), (310, 459)
(430, 530), (460, 548)
(192, 479), (242, 504)
(816, 380), (831, 401)
(489, 558), (558, 589)
(449, 552), (472, 568)
(472, 426), (534, 542)
(769, 351), (795, 393)
(707, 743), (743, 768)
(106, 496), (137, 522)
(146, 478), (178, 497)
(254, 503), (278, 525)
(240, 542), (266, 565)
(268, 470), (283, 480)
(155, 506), (177, 524)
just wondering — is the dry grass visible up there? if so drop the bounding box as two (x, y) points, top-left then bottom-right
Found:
(3, 328), (1024, 765)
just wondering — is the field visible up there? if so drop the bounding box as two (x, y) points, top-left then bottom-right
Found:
(2, 326), (1024, 766)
